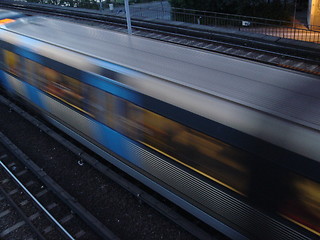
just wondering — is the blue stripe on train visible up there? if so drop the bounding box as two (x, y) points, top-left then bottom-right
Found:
(89, 58), (138, 78)
(86, 59), (143, 105)
(25, 84), (46, 110)
(93, 123), (141, 168)
(14, 36), (42, 62)
(1, 71), (46, 110)
(81, 72), (140, 105)
(10, 36), (45, 110)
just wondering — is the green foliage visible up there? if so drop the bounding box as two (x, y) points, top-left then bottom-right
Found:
(169, 0), (217, 11)
(25, 0), (99, 9)
(77, 0), (99, 9)
(169, 0), (293, 20)
(133, 0), (159, 3)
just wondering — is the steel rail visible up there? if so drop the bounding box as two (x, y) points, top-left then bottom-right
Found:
(0, 126), (119, 240)
(0, 159), (75, 240)
(0, 185), (46, 240)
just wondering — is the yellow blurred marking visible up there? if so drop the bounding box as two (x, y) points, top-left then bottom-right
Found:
(141, 142), (245, 196)
(281, 214), (320, 236)
(46, 91), (94, 118)
(0, 19), (15, 25)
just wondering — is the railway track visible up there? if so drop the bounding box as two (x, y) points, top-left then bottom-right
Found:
(0, 131), (116, 239)
(0, 162), (75, 240)
(0, 0), (320, 75)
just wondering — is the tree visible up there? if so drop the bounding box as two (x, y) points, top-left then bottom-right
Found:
(79, 0), (99, 9)
(25, 0), (99, 9)
(169, 0), (219, 11)
(169, 0), (293, 20)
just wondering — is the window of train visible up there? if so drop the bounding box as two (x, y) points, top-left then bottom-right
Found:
(105, 93), (116, 129)
(85, 84), (108, 120)
(3, 50), (21, 77)
(279, 174), (320, 236)
(0, 49), (3, 69)
(65, 85), (114, 129)
(25, 59), (43, 86)
(42, 68), (86, 112)
(115, 98), (250, 195)
(60, 75), (83, 109)
(115, 99), (145, 140)
(42, 67), (59, 95)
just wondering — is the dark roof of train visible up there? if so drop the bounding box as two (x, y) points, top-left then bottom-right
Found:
(3, 17), (320, 130)
(0, 9), (24, 19)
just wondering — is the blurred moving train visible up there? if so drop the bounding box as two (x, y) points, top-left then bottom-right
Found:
(0, 9), (24, 24)
(0, 11), (319, 240)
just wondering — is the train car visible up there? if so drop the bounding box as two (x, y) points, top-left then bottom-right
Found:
(0, 9), (25, 25)
(0, 16), (319, 239)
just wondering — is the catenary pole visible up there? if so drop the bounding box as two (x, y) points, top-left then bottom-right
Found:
(124, 0), (132, 34)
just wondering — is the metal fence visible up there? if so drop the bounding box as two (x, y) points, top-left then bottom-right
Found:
(128, 5), (320, 44)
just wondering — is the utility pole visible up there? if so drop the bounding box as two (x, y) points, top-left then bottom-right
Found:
(125, 0), (132, 35)
(293, 0), (297, 28)
(99, 0), (103, 11)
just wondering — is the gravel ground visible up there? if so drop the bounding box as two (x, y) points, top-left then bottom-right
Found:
(0, 96), (199, 240)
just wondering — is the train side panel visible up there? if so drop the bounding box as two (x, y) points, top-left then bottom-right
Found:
(0, 23), (319, 240)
